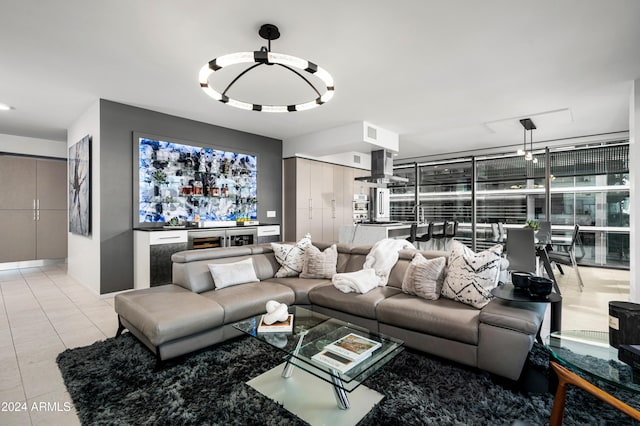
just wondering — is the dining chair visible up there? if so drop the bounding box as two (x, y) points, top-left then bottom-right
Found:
(549, 362), (640, 425)
(505, 228), (537, 274)
(548, 224), (584, 291)
(536, 220), (551, 243)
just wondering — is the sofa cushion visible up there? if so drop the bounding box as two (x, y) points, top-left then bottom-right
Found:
(208, 258), (259, 289)
(441, 241), (503, 309)
(300, 244), (338, 279)
(265, 277), (332, 305)
(114, 285), (225, 346)
(271, 234), (312, 277)
(343, 246), (369, 272)
(201, 282), (295, 323)
(479, 299), (545, 335)
(308, 285), (401, 319)
(402, 253), (446, 300)
(376, 293), (480, 345)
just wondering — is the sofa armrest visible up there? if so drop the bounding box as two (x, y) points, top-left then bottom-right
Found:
(479, 299), (545, 336)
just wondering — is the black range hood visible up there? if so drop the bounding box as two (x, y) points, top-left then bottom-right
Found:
(354, 149), (409, 183)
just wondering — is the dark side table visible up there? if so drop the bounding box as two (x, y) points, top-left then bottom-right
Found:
(491, 283), (562, 343)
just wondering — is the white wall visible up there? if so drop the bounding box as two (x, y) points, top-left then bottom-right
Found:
(0, 133), (66, 158)
(67, 100), (101, 296)
(630, 79), (640, 303)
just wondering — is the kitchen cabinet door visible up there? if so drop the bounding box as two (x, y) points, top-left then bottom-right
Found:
(293, 158), (311, 209)
(36, 210), (68, 259)
(0, 210), (36, 262)
(0, 156), (37, 210)
(37, 159), (67, 210)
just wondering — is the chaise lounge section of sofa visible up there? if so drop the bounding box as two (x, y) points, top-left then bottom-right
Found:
(114, 242), (545, 380)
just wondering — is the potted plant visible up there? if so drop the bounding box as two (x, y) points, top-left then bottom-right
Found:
(524, 219), (540, 231)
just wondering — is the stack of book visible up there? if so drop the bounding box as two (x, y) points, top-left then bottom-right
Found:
(257, 314), (294, 333)
(312, 333), (381, 373)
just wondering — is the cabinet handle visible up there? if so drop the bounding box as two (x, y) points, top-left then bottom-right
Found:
(308, 198), (312, 209)
(332, 200), (336, 218)
(309, 208), (312, 220)
(33, 199), (36, 209)
(37, 199), (40, 209)
(37, 210), (40, 221)
(159, 236), (181, 240)
(33, 210), (36, 221)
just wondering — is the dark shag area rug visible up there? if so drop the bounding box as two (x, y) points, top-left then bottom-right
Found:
(57, 333), (640, 425)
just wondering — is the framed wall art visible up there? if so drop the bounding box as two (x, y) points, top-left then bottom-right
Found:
(69, 135), (91, 235)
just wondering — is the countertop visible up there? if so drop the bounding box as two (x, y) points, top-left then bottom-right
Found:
(134, 223), (280, 232)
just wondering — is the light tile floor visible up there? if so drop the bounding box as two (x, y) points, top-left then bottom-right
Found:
(0, 264), (117, 426)
(0, 262), (631, 425)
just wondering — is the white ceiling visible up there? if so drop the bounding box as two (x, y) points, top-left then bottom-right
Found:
(1, 1), (639, 160)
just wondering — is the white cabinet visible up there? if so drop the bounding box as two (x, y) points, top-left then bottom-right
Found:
(284, 158), (365, 243)
(134, 230), (188, 289)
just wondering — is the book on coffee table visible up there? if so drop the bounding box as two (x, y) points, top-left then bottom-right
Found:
(324, 333), (382, 361)
(312, 349), (371, 373)
(257, 314), (294, 333)
(312, 332), (382, 372)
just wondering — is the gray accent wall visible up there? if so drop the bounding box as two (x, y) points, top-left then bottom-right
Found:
(99, 100), (282, 294)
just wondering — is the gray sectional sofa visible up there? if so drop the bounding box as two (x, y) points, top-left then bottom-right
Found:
(114, 242), (545, 380)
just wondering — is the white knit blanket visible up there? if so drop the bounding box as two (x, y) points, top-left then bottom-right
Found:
(364, 238), (415, 286)
(331, 268), (379, 294)
(332, 238), (415, 294)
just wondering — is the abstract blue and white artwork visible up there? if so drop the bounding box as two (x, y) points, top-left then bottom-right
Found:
(138, 137), (257, 224)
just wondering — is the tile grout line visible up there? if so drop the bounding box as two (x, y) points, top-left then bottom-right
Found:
(1, 276), (34, 426)
(41, 267), (110, 343)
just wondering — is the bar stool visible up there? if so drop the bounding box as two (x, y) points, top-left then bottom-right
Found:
(415, 222), (434, 250)
(431, 221), (447, 251)
(406, 223), (418, 243)
(443, 221), (458, 250)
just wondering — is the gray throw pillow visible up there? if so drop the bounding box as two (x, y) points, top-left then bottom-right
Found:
(401, 253), (446, 300)
(440, 240), (503, 309)
(300, 244), (338, 279)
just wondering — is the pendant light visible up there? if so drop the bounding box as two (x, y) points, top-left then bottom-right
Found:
(518, 118), (537, 162)
(199, 24), (335, 112)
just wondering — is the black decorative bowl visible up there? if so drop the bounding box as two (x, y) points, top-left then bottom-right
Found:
(528, 276), (553, 297)
(511, 271), (533, 290)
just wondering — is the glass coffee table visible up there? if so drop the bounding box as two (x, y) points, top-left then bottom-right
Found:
(545, 330), (640, 394)
(233, 306), (404, 425)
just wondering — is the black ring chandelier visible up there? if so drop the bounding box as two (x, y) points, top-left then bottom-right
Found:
(199, 24), (335, 112)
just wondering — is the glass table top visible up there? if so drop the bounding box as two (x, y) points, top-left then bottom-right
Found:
(233, 306), (404, 392)
(545, 330), (640, 394)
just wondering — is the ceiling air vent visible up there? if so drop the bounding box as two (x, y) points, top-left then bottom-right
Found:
(353, 154), (361, 164)
(367, 125), (377, 140)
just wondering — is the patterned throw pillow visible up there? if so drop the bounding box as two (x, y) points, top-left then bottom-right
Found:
(271, 234), (312, 278)
(441, 240), (503, 309)
(401, 253), (446, 300)
(300, 244), (338, 279)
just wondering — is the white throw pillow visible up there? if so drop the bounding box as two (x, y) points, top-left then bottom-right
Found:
(401, 253), (446, 300)
(208, 258), (259, 290)
(300, 244), (338, 279)
(440, 240), (503, 309)
(271, 234), (312, 278)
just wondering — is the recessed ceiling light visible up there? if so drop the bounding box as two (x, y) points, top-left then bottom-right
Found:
(0, 103), (14, 111)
